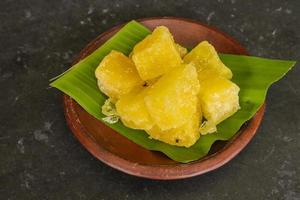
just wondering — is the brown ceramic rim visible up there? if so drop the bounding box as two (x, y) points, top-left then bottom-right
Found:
(62, 17), (266, 180)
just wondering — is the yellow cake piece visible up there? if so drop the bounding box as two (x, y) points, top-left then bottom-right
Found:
(95, 50), (144, 99)
(184, 41), (233, 80)
(147, 106), (202, 147)
(132, 26), (182, 80)
(144, 64), (200, 130)
(116, 88), (154, 130)
(199, 76), (240, 135)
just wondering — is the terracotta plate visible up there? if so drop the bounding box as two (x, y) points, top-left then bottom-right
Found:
(63, 17), (265, 180)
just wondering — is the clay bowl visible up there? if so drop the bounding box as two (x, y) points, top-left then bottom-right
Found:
(63, 17), (265, 180)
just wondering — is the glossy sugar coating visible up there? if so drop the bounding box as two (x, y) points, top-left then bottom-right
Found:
(144, 64), (200, 131)
(95, 50), (144, 99)
(116, 88), (154, 130)
(147, 106), (202, 147)
(132, 26), (182, 80)
(184, 41), (233, 80)
(199, 76), (240, 135)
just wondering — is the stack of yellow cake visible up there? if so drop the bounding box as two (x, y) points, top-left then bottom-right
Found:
(95, 26), (240, 147)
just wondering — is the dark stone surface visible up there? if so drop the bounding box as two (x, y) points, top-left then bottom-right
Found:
(0, 0), (299, 199)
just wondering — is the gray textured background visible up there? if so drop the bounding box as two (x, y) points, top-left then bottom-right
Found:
(0, 0), (299, 199)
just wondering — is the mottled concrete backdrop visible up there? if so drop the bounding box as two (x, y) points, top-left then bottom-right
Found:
(0, 0), (299, 199)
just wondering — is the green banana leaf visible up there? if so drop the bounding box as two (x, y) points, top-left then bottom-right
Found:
(50, 20), (295, 163)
